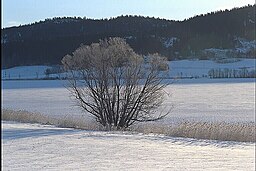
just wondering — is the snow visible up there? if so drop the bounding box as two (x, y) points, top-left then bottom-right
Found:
(2, 79), (67, 89)
(1, 34), (8, 44)
(2, 65), (52, 79)
(203, 48), (230, 58)
(249, 19), (255, 24)
(124, 36), (135, 40)
(2, 121), (255, 171)
(161, 37), (178, 48)
(235, 38), (256, 54)
(1, 60), (255, 122)
(202, 38), (256, 58)
(1, 60), (255, 170)
(168, 58), (255, 78)
(1, 79), (255, 123)
(164, 81), (255, 123)
(2, 58), (255, 80)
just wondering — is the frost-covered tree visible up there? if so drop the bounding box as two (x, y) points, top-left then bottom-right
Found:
(62, 37), (170, 130)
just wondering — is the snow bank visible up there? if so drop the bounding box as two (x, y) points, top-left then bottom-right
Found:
(2, 121), (255, 171)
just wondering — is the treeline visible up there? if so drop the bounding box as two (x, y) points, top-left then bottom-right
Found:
(1, 5), (255, 68)
(208, 68), (256, 78)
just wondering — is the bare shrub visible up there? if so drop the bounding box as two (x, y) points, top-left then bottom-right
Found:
(62, 37), (170, 130)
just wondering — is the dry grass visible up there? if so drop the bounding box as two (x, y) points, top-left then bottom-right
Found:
(132, 121), (255, 142)
(2, 109), (255, 142)
(1, 109), (98, 130)
(2, 109), (51, 124)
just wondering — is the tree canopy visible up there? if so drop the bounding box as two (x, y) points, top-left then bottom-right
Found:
(62, 37), (170, 130)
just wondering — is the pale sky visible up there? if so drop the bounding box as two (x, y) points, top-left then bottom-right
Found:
(1, 0), (255, 28)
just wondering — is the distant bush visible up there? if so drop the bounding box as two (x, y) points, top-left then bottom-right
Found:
(208, 68), (256, 78)
(214, 58), (241, 64)
(44, 65), (64, 77)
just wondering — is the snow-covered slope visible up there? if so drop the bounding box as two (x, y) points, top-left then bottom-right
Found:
(1, 65), (52, 79)
(168, 58), (255, 78)
(2, 121), (255, 171)
(235, 38), (256, 54)
(2, 58), (255, 80)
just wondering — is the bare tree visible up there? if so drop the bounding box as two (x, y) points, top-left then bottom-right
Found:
(62, 37), (170, 130)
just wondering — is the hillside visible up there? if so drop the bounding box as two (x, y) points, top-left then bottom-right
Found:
(1, 5), (255, 68)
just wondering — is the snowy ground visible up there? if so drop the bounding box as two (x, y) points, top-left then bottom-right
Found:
(1, 60), (255, 170)
(2, 79), (255, 123)
(168, 58), (255, 78)
(2, 121), (255, 171)
(2, 58), (255, 79)
(2, 65), (52, 79)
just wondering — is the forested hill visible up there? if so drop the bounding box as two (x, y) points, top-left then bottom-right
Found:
(1, 5), (255, 68)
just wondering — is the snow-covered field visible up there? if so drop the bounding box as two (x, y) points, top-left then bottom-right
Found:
(2, 121), (255, 171)
(2, 58), (255, 79)
(1, 59), (255, 170)
(168, 58), (255, 78)
(2, 65), (52, 79)
(2, 79), (255, 123)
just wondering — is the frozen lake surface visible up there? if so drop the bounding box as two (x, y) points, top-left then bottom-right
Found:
(1, 79), (255, 123)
